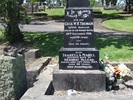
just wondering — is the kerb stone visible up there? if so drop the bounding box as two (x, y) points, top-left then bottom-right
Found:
(24, 49), (40, 61)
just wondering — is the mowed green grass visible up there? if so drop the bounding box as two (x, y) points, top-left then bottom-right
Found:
(95, 37), (133, 62)
(103, 17), (133, 32)
(24, 32), (133, 62)
(93, 7), (122, 14)
(32, 8), (65, 20)
(45, 8), (65, 16)
(45, 7), (121, 16)
(93, 7), (133, 32)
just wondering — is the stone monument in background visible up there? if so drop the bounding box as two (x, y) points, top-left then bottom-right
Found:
(53, 0), (106, 92)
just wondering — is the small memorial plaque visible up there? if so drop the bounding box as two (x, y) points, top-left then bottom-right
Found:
(64, 8), (94, 48)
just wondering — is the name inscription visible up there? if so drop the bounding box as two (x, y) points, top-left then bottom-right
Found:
(60, 52), (98, 69)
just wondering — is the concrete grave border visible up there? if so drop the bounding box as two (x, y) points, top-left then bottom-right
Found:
(21, 62), (133, 100)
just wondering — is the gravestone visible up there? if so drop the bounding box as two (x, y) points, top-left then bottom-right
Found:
(59, 0), (99, 70)
(68, 0), (90, 7)
(53, 0), (106, 92)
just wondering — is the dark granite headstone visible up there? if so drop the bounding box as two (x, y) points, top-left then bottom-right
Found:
(64, 8), (94, 48)
(59, 0), (99, 70)
(54, 0), (105, 92)
(68, 0), (90, 7)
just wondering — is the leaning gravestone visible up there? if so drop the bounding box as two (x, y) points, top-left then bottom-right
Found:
(53, 0), (106, 92)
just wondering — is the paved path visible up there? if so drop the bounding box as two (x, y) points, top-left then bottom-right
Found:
(0, 18), (133, 38)
(20, 18), (114, 32)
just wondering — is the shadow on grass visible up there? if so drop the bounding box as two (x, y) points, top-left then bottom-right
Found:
(24, 32), (63, 57)
(94, 13), (125, 19)
(31, 13), (64, 21)
(29, 11), (65, 22)
(24, 32), (133, 57)
(48, 15), (65, 20)
(95, 37), (133, 50)
(94, 32), (133, 50)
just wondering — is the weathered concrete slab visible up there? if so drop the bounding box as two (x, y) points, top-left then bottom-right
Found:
(20, 64), (55, 100)
(53, 65), (106, 92)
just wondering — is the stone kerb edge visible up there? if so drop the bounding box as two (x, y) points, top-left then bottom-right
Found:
(26, 57), (51, 88)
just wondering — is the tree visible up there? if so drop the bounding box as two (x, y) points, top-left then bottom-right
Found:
(57, 0), (62, 6)
(101, 0), (117, 7)
(46, 0), (51, 6)
(111, 0), (117, 6)
(89, 0), (97, 7)
(102, 0), (133, 12)
(0, 0), (24, 44)
(124, 0), (133, 12)
(29, 0), (37, 14)
(117, 0), (133, 12)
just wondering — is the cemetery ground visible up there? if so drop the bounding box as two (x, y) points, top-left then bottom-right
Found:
(0, 7), (133, 77)
(22, 7), (133, 62)
(15, 32), (133, 99)
(0, 7), (133, 99)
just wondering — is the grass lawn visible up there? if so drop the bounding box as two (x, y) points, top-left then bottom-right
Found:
(45, 8), (65, 16)
(95, 37), (133, 62)
(32, 8), (65, 20)
(93, 7), (122, 18)
(102, 17), (133, 32)
(93, 7), (133, 32)
(24, 32), (133, 62)
(93, 7), (122, 14)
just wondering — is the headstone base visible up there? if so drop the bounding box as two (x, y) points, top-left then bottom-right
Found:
(53, 65), (106, 92)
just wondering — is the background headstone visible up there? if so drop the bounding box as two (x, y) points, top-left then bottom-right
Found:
(68, 0), (90, 7)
